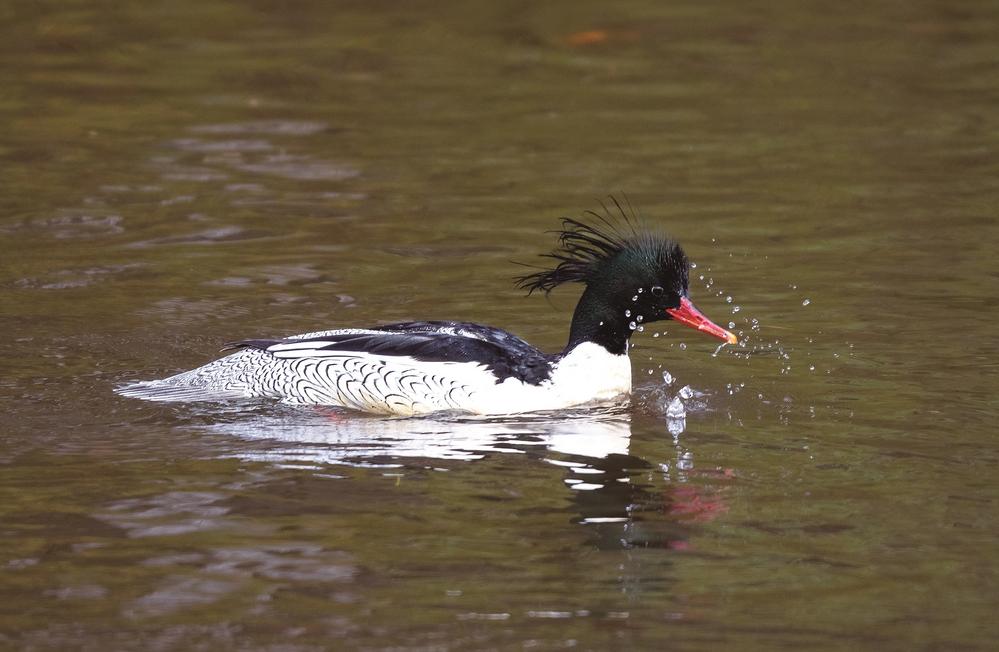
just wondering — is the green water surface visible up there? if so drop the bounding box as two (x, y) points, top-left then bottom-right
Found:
(1, 1), (997, 649)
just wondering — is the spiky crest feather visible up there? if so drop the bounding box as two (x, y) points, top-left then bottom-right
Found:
(515, 198), (687, 295)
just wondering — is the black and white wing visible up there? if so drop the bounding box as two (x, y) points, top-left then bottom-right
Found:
(118, 321), (556, 414)
(234, 321), (554, 385)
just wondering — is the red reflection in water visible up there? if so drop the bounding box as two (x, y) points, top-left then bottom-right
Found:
(668, 484), (730, 523)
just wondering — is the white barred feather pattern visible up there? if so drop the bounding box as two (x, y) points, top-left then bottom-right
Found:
(117, 347), (481, 415)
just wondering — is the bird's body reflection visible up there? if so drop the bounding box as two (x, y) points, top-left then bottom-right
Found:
(203, 403), (730, 550)
(206, 406), (633, 464)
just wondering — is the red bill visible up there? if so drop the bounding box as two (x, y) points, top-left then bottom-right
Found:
(666, 297), (738, 345)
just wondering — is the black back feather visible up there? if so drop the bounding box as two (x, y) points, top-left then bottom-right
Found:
(227, 322), (557, 385)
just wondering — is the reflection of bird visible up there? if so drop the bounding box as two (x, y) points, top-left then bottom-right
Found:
(118, 209), (736, 415)
(209, 409), (633, 465)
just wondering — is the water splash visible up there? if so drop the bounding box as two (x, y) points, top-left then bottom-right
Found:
(665, 396), (686, 436)
(665, 396), (686, 419)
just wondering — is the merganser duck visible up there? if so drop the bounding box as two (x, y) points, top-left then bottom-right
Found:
(117, 211), (737, 416)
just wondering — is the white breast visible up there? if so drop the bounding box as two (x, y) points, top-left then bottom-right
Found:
(464, 342), (632, 415)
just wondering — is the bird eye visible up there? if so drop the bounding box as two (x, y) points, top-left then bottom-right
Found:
(650, 286), (664, 296)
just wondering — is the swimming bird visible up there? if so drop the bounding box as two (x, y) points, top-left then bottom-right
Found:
(117, 211), (737, 415)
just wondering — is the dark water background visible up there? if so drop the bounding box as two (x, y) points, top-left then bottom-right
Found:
(2, 1), (997, 649)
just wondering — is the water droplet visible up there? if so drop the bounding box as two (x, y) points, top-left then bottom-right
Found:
(632, 295), (638, 302)
(653, 332), (660, 338)
(728, 321), (736, 329)
(726, 296), (733, 303)
(678, 451), (694, 470)
(809, 365), (815, 371)
(637, 287), (643, 293)
(678, 385), (694, 400)
(637, 325), (644, 332)
(629, 321), (637, 330)
(625, 310), (631, 317)
(636, 315), (643, 323)
(662, 371), (674, 385)
(679, 342), (687, 350)
(732, 305), (740, 313)
(690, 262), (697, 269)
(802, 298), (811, 306)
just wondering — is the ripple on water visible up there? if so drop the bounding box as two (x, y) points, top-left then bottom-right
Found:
(126, 576), (241, 618)
(223, 183), (267, 193)
(21, 212), (124, 239)
(168, 138), (274, 153)
(43, 585), (109, 601)
(227, 189), (367, 210)
(205, 264), (335, 287)
(13, 264), (145, 289)
(99, 184), (163, 194)
(128, 544), (356, 617)
(228, 153), (360, 181)
(188, 120), (329, 136)
(158, 194), (196, 206)
(126, 225), (273, 248)
(135, 298), (249, 327)
(159, 166), (230, 182)
(98, 491), (232, 538)
(201, 544), (355, 582)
